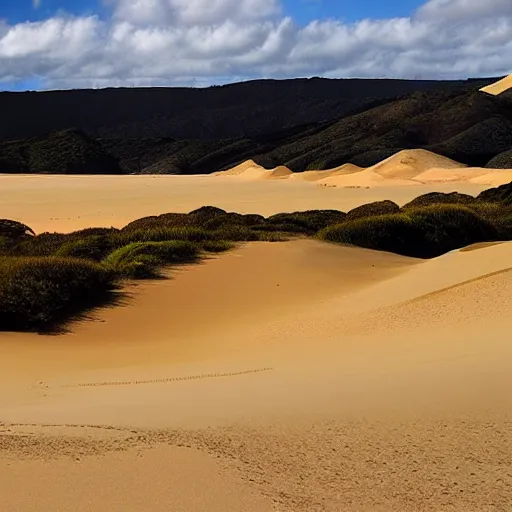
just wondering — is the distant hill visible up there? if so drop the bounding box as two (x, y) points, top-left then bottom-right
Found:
(1, 76), (509, 175)
(0, 77), (495, 142)
(0, 129), (121, 174)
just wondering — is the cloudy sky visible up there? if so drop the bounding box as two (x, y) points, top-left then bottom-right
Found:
(0, 0), (511, 90)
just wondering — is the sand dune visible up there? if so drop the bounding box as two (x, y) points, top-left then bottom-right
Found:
(288, 163), (363, 182)
(212, 159), (264, 176)
(480, 74), (512, 95)
(214, 150), (512, 190)
(213, 161), (292, 180)
(1, 239), (511, 511)
(370, 149), (465, 178)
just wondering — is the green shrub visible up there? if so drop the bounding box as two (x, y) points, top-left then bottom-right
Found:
(0, 256), (116, 332)
(345, 201), (399, 221)
(255, 231), (290, 242)
(103, 241), (200, 278)
(116, 226), (214, 246)
(403, 192), (477, 209)
(54, 235), (115, 261)
(407, 204), (498, 256)
(202, 240), (235, 253)
(15, 232), (69, 256)
(122, 213), (193, 231)
(212, 225), (260, 241)
(266, 210), (346, 233)
(319, 214), (425, 257)
(202, 213), (266, 230)
(319, 205), (499, 257)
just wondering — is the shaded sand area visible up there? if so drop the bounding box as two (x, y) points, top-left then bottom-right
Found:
(0, 169), (500, 233)
(1, 239), (511, 511)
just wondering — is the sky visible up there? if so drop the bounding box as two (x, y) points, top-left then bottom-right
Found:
(0, 0), (511, 90)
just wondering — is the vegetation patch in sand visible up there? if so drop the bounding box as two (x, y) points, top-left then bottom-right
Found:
(319, 204), (498, 258)
(0, 256), (116, 332)
(1, 180), (512, 332)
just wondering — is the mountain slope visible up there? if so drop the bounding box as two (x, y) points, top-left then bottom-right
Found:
(0, 129), (121, 174)
(0, 77), (495, 142)
(1, 77), (510, 175)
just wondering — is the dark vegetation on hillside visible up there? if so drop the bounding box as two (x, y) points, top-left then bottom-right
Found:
(0, 129), (121, 174)
(2, 77), (509, 175)
(1, 180), (512, 333)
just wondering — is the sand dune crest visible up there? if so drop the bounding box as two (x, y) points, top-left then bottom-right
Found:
(215, 149), (512, 189)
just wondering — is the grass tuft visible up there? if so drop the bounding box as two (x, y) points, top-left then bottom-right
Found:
(0, 256), (116, 332)
(103, 241), (200, 278)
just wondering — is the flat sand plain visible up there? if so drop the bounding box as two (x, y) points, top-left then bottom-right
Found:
(0, 172), (495, 233)
(0, 171), (511, 511)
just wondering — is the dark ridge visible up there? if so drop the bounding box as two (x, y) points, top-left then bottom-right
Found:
(1, 77), (511, 175)
(0, 77), (494, 142)
(486, 149), (512, 169)
(427, 115), (512, 167)
(0, 129), (121, 174)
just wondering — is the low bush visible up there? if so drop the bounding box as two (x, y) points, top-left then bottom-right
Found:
(212, 225), (260, 241)
(116, 226), (214, 245)
(319, 204), (498, 257)
(0, 220), (35, 240)
(478, 181), (512, 205)
(14, 232), (69, 257)
(407, 204), (498, 256)
(319, 214), (425, 257)
(201, 240), (235, 253)
(103, 240), (200, 278)
(54, 235), (115, 261)
(266, 210), (346, 233)
(402, 192), (477, 209)
(0, 256), (116, 332)
(345, 201), (399, 221)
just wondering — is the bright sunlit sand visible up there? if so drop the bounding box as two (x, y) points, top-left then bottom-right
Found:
(0, 170), (501, 233)
(1, 136), (512, 511)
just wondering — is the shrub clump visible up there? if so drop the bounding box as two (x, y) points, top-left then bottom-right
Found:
(266, 210), (346, 234)
(103, 240), (200, 278)
(345, 201), (399, 222)
(319, 213), (424, 257)
(319, 204), (498, 258)
(402, 192), (477, 209)
(116, 227), (214, 245)
(0, 256), (116, 332)
(54, 235), (115, 261)
(407, 204), (498, 256)
(0, 220), (35, 240)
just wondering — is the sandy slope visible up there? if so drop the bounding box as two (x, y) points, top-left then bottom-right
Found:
(480, 74), (512, 95)
(1, 239), (511, 511)
(216, 149), (512, 189)
(0, 173), (493, 233)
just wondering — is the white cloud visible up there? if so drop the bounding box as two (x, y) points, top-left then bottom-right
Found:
(0, 0), (511, 89)
(113, 0), (280, 26)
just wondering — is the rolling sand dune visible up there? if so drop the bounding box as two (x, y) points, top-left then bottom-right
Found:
(288, 163), (363, 182)
(480, 74), (512, 95)
(1, 238), (511, 511)
(216, 150), (512, 190)
(370, 149), (466, 178)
